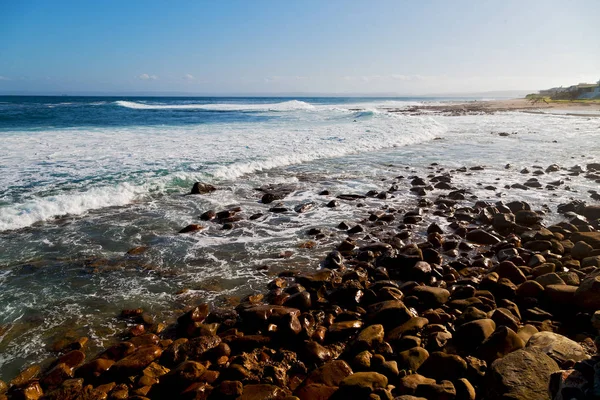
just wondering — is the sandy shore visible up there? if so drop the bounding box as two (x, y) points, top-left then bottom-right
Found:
(388, 98), (600, 117)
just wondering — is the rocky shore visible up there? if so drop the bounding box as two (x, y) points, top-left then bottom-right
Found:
(2, 162), (600, 400)
(386, 98), (600, 116)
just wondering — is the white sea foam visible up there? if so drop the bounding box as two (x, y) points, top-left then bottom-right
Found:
(0, 107), (444, 231)
(114, 99), (316, 111)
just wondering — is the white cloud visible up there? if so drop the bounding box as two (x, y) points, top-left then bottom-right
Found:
(0, 75), (11, 81)
(183, 74), (196, 81)
(138, 73), (158, 80)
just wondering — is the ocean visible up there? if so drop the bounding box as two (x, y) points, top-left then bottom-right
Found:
(0, 96), (598, 379)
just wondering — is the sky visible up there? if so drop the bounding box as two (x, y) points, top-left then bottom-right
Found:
(0, 0), (598, 95)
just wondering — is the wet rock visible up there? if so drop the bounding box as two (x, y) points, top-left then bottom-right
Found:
(294, 360), (353, 399)
(191, 182), (216, 194)
(10, 365), (41, 388)
(486, 348), (559, 400)
(75, 358), (114, 381)
(239, 384), (289, 400)
(111, 345), (162, 377)
(465, 229), (501, 245)
(301, 341), (332, 365)
(386, 317), (429, 343)
(40, 363), (73, 389)
(328, 320), (363, 340)
(178, 224), (204, 233)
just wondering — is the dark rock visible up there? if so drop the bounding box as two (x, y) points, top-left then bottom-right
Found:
(191, 182), (216, 194)
(466, 230), (501, 245)
(418, 352), (467, 381)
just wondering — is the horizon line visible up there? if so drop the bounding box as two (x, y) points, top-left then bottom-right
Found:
(0, 89), (532, 98)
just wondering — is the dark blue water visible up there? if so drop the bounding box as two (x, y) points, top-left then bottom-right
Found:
(0, 96), (472, 130)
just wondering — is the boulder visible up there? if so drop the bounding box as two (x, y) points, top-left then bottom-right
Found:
(526, 332), (589, 364)
(486, 348), (559, 400)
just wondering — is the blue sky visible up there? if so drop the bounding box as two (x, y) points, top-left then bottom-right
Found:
(0, 0), (598, 95)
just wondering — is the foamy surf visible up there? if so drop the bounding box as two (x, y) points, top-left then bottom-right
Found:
(0, 110), (444, 231)
(114, 99), (316, 111)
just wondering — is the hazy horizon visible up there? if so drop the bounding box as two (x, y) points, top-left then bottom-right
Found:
(1, 0), (598, 95)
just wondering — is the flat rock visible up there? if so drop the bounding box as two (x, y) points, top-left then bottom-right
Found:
(526, 331), (589, 364)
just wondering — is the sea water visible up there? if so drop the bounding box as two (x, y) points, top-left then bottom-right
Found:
(0, 96), (598, 379)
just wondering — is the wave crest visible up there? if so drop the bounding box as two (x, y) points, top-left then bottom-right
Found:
(114, 100), (315, 112)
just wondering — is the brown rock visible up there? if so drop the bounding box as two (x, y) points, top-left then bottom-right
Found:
(496, 261), (527, 284)
(178, 224), (204, 233)
(574, 270), (600, 309)
(526, 331), (589, 364)
(455, 378), (476, 400)
(356, 324), (385, 349)
(10, 365), (41, 387)
(414, 380), (456, 400)
(397, 374), (435, 396)
(111, 345), (162, 376)
(339, 371), (388, 392)
(191, 182), (216, 194)
(455, 319), (496, 351)
(418, 352), (467, 381)
(478, 326), (525, 363)
(466, 229), (501, 245)
(571, 232), (600, 249)
(397, 347), (430, 371)
(486, 348), (559, 400)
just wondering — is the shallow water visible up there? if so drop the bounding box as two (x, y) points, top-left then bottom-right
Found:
(0, 96), (599, 379)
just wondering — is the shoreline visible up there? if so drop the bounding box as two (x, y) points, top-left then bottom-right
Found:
(388, 98), (600, 116)
(2, 162), (600, 399)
